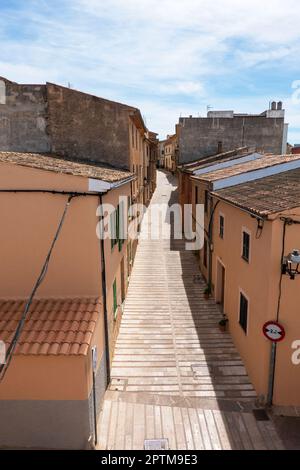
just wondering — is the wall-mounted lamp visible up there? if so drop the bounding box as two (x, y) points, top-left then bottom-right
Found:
(282, 249), (300, 280)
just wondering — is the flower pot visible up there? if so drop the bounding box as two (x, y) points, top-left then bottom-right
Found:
(219, 324), (226, 332)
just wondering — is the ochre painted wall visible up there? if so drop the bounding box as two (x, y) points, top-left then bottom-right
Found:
(0, 163), (100, 299)
(211, 200), (300, 406)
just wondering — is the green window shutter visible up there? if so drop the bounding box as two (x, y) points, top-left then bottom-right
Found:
(118, 201), (126, 251)
(111, 210), (118, 250)
(110, 212), (114, 250)
(113, 279), (118, 319)
(118, 204), (122, 251)
(110, 212), (116, 249)
(121, 201), (125, 246)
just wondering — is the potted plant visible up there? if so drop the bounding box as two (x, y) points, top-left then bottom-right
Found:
(204, 284), (211, 300)
(219, 316), (228, 332)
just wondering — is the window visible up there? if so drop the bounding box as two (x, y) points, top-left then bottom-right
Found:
(204, 190), (209, 213)
(118, 201), (125, 252)
(113, 279), (118, 320)
(203, 239), (208, 268)
(110, 210), (117, 250)
(128, 195), (134, 222)
(111, 203), (126, 252)
(219, 215), (224, 239)
(239, 292), (248, 333)
(242, 230), (250, 262)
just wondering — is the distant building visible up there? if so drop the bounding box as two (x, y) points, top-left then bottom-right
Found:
(176, 102), (288, 165)
(158, 140), (166, 168)
(292, 144), (300, 154)
(163, 134), (177, 172)
(178, 147), (253, 216)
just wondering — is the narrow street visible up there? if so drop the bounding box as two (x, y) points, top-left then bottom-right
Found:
(97, 170), (284, 450)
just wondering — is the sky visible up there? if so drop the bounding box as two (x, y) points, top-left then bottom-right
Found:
(1, 0), (300, 142)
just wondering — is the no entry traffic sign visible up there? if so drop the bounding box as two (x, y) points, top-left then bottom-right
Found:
(263, 321), (285, 342)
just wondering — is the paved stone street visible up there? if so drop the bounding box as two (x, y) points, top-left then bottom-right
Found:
(97, 170), (285, 450)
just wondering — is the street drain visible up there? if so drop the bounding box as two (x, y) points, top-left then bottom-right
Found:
(253, 409), (270, 421)
(144, 439), (169, 450)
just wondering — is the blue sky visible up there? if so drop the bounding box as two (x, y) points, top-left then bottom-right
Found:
(1, 0), (300, 142)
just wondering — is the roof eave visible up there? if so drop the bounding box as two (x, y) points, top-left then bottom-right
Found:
(88, 175), (136, 193)
(211, 192), (268, 220)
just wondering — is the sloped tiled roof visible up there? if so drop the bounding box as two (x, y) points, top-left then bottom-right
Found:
(212, 168), (300, 216)
(0, 297), (100, 356)
(0, 152), (134, 183)
(193, 154), (300, 182)
(177, 147), (250, 172)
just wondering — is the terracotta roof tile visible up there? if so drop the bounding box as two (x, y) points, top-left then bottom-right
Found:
(48, 343), (60, 355)
(0, 297), (101, 356)
(60, 343), (71, 355)
(78, 343), (89, 356)
(30, 343), (41, 355)
(0, 152), (134, 184)
(213, 168), (300, 216)
(40, 343), (50, 355)
(193, 154), (300, 182)
(17, 343), (31, 355)
(178, 147), (251, 172)
(70, 343), (80, 355)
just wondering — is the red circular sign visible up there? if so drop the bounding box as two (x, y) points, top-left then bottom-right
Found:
(263, 321), (285, 342)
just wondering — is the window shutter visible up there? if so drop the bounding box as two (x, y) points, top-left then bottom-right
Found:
(113, 280), (118, 319)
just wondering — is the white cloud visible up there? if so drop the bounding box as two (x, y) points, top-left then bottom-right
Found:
(159, 81), (205, 96)
(0, 0), (300, 141)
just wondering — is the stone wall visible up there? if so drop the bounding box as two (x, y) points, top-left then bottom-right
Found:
(0, 77), (50, 153)
(46, 83), (132, 169)
(0, 78), (133, 170)
(178, 115), (286, 164)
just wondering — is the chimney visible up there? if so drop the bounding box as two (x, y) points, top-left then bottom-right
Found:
(277, 101), (283, 110)
(271, 101), (277, 111)
(217, 141), (223, 154)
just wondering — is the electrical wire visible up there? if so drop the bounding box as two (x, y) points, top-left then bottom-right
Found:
(0, 195), (76, 382)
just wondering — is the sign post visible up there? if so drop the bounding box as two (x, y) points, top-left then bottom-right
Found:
(262, 321), (286, 406)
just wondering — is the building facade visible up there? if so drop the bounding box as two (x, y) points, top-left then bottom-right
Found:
(184, 153), (300, 408)
(0, 76), (157, 211)
(209, 171), (300, 407)
(176, 104), (288, 165)
(0, 151), (137, 449)
(158, 140), (166, 168)
(163, 134), (177, 172)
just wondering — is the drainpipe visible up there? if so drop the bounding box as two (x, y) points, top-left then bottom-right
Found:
(91, 346), (98, 446)
(98, 194), (111, 386)
(267, 218), (288, 406)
